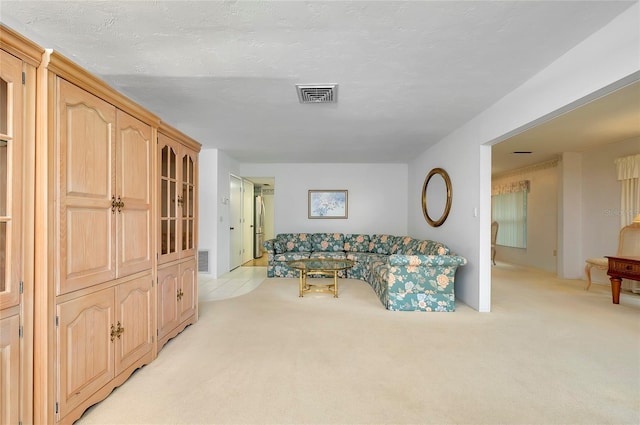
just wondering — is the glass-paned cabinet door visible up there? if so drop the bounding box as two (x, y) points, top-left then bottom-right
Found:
(0, 50), (23, 310)
(181, 152), (196, 255)
(158, 136), (180, 263)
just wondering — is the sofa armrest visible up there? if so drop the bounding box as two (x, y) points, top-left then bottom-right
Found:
(263, 239), (277, 254)
(388, 254), (467, 267)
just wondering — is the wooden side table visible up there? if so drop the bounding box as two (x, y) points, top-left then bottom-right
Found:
(606, 256), (640, 304)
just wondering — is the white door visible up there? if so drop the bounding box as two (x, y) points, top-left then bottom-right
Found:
(242, 180), (254, 264)
(229, 175), (243, 270)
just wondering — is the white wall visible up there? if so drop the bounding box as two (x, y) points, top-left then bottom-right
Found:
(492, 162), (559, 272)
(198, 149), (219, 275)
(239, 163), (408, 236)
(204, 159), (408, 275)
(407, 4), (640, 312)
(582, 137), (640, 284)
(558, 152), (583, 279)
(198, 148), (240, 276)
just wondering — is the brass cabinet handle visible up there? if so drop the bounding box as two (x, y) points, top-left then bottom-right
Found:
(111, 322), (125, 342)
(177, 288), (184, 301)
(111, 196), (125, 213)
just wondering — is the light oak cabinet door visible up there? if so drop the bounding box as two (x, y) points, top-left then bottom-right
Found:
(57, 80), (116, 295)
(157, 260), (197, 349)
(57, 289), (115, 420)
(0, 313), (20, 425)
(114, 276), (153, 375)
(0, 49), (23, 311)
(58, 82), (154, 295)
(178, 259), (196, 323)
(158, 136), (180, 264)
(56, 274), (153, 422)
(157, 264), (179, 342)
(115, 111), (152, 277)
(180, 150), (197, 259)
(158, 134), (198, 264)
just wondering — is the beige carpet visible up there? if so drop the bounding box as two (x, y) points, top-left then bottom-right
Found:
(77, 265), (640, 424)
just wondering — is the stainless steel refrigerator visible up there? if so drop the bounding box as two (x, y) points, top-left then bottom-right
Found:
(254, 195), (265, 258)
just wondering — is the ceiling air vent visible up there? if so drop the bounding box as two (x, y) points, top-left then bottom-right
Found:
(296, 84), (338, 103)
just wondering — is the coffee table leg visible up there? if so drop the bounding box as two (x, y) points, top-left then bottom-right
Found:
(299, 271), (304, 297)
(333, 271), (338, 298)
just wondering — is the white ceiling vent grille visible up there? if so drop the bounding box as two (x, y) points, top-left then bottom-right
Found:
(296, 84), (338, 103)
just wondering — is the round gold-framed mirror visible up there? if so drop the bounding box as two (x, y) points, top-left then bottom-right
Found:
(421, 167), (452, 227)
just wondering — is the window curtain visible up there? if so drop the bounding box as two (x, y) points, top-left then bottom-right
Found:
(492, 180), (529, 248)
(615, 154), (640, 228)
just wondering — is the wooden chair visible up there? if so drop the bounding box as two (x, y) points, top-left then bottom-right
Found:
(585, 223), (640, 290)
(491, 221), (499, 266)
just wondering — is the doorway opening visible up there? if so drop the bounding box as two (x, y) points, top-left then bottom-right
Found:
(229, 176), (275, 269)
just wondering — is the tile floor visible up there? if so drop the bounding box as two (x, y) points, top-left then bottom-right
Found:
(198, 266), (267, 302)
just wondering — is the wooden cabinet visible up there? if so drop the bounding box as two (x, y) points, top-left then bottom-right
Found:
(57, 80), (153, 295)
(31, 50), (162, 425)
(0, 26), (40, 425)
(157, 126), (199, 353)
(56, 276), (153, 421)
(0, 26), (201, 424)
(158, 132), (198, 264)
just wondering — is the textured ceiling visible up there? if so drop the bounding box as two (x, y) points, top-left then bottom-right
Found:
(1, 1), (636, 169)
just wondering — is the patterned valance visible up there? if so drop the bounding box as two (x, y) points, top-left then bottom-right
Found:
(492, 180), (530, 196)
(615, 154), (640, 181)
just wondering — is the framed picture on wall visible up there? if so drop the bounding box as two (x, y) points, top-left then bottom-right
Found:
(308, 190), (348, 219)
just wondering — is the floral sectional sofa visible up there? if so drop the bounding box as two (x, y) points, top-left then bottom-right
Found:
(263, 233), (467, 312)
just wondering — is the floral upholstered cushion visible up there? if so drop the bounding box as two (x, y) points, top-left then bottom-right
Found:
(344, 234), (370, 252)
(311, 233), (345, 252)
(368, 234), (397, 254)
(418, 240), (450, 256)
(388, 254), (467, 268)
(394, 236), (423, 255)
(278, 233), (313, 252)
(310, 251), (347, 260)
(273, 251), (311, 262)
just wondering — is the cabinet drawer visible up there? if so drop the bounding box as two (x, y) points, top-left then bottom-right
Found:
(610, 260), (640, 274)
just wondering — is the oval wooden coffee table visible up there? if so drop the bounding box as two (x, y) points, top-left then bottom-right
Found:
(286, 258), (354, 298)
